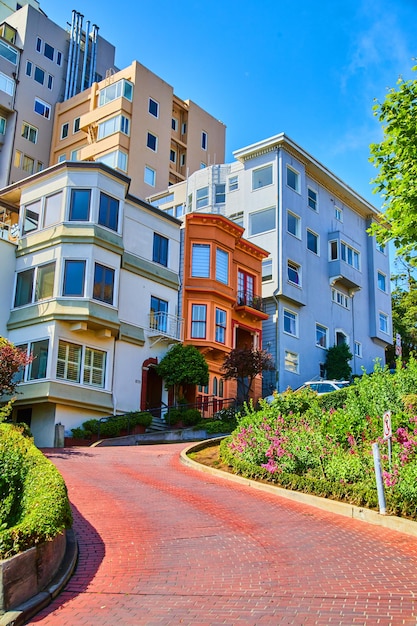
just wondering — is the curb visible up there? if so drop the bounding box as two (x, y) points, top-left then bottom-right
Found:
(0, 530), (78, 626)
(180, 439), (417, 538)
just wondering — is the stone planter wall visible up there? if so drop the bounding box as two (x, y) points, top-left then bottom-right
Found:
(0, 531), (66, 613)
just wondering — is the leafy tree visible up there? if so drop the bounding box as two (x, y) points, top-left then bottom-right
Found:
(0, 337), (32, 422)
(221, 347), (274, 404)
(369, 70), (417, 263)
(156, 343), (209, 403)
(387, 256), (417, 365)
(325, 343), (353, 381)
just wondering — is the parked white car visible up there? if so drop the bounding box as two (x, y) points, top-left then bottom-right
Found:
(295, 380), (351, 395)
(263, 380), (350, 402)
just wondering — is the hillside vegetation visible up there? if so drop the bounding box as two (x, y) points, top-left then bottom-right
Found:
(220, 359), (417, 519)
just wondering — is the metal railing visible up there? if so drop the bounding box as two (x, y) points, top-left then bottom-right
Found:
(148, 311), (184, 341)
(236, 291), (265, 312)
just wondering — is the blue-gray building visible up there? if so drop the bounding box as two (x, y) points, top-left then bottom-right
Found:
(148, 133), (392, 394)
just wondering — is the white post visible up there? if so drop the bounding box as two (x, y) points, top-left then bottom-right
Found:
(372, 442), (386, 515)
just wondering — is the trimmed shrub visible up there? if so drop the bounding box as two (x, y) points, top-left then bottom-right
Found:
(0, 424), (72, 559)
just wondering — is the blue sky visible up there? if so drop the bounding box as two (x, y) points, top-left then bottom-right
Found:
(40, 0), (416, 208)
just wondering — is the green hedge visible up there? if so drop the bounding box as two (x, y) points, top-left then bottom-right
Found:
(0, 424), (72, 559)
(72, 411), (153, 439)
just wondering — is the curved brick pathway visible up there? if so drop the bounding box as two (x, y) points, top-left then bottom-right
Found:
(27, 444), (417, 625)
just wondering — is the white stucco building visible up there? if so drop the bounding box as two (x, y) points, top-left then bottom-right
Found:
(0, 161), (182, 446)
(148, 133), (392, 393)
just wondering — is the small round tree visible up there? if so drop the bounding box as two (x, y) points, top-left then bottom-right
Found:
(156, 343), (209, 404)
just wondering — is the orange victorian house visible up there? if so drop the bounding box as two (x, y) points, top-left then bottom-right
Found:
(182, 213), (269, 409)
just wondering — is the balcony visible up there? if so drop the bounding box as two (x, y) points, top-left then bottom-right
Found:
(148, 312), (184, 345)
(235, 291), (269, 320)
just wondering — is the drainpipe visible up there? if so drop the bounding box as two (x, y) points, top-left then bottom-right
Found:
(64, 10), (76, 101)
(89, 25), (99, 87)
(72, 12), (84, 97)
(272, 146), (283, 391)
(67, 11), (80, 99)
(80, 20), (90, 92)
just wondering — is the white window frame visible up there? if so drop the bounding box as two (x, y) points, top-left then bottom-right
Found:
(228, 175), (238, 192)
(201, 130), (208, 150)
(21, 121), (38, 143)
(307, 229), (319, 255)
(316, 323), (328, 349)
(286, 165), (300, 193)
(287, 210), (301, 238)
(252, 164), (273, 190)
(341, 241), (360, 270)
(148, 97), (159, 118)
(354, 341), (362, 358)
(249, 206), (276, 236)
(331, 288), (349, 309)
(146, 131), (158, 152)
(34, 97), (51, 119)
(377, 271), (387, 292)
(307, 187), (318, 211)
(284, 350), (299, 373)
(196, 186), (209, 209)
(60, 122), (69, 140)
(283, 308), (298, 337)
(335, 206), (343, 222)
(144, 165), (156, 187)
(379, 312), (389, 334)
(0, 70), (14, 96)
(287, 260), (301, 286)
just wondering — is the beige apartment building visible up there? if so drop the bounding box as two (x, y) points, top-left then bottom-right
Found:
(50, 61), (226, 198)
(0, 4), (116, 188)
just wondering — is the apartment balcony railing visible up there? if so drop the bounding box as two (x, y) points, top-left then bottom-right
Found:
(236, 291), (266, 313)
(148, 311), (184, 342)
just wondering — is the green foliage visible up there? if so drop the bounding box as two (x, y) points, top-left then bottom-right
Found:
(72, 411), (153, 439)
(369, 69), (417, 262)
(221, 347), (274, 403)
(0, 424), (72, 558)
(220, 358), (417, 518)
(325, 343), (353, 380)
(0, 338), (33, 418)
(387, 258), (417, 364)
(156, 344), (209, 402)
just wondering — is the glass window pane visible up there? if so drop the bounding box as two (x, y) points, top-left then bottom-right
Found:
(83, 348), (106, 387)
(14, 269), (34, 306)
(23, 200), (41, 234)
(98, 192), (119, 231)
(43, 192), (62, 227)
(191, 304), (206, 338)
(28, 339), (49, 380)
(249, 207), (275, 235)
(252, 165), (272, 190)
(35, 262), (55, 301)
(63, 260), (85, 296)
(69, 189), (90, 221)
(57, 340), (81, 382)
(192, 243), (210, 277)
(93, 263), (115, 304)
(216, 248), (228, 284)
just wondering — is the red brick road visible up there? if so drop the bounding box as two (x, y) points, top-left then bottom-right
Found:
(27, 444), (417, 625)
